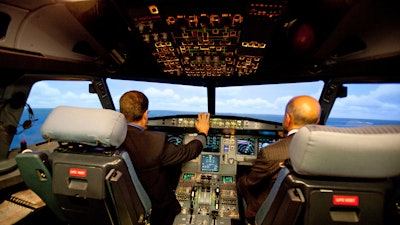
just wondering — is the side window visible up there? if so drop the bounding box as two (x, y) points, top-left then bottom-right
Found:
(327, 83), (400, 126)
(0, 12), (11, 39)
(9, 80), (101, 151)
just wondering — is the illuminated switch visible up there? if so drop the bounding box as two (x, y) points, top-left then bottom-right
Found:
(166, 16), (175, 25)
(148, 5), (159, 14)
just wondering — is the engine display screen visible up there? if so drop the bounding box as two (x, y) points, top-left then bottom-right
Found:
(203, 136), (221, 152)
(237, 137), (255, 155)
(201, 154), (219, 172)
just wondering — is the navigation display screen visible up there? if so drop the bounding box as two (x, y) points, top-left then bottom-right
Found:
(167, 133), (184, 145)
(201, 154), (219, 172)
(237, 137), (255, 155)
(203, 136), (221, 152)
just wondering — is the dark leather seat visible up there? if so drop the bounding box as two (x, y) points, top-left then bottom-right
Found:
(255, 125), (400, 225)
(17, 106), (152, 225)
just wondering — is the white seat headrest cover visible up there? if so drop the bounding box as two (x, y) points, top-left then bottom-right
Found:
(41, 106), (127, 148)
(289, 125), (400, 178)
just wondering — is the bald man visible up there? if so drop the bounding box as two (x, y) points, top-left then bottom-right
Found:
(236, 95), (321, 224)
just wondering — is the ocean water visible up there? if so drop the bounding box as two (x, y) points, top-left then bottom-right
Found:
(9, 108), (400, 151)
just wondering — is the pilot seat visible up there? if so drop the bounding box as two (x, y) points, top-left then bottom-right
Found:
(254, 124), (400, 225)
(16, 106), (152, 225)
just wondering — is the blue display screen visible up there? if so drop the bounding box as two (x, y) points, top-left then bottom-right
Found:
(237, 137), (255, 155)
(203, 136), (221, 152)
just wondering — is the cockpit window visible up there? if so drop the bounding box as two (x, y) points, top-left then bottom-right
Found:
(107, 79), (208, 115)
(107, 79), (324, 122)
(327, 83), (400, 126)
(215, 81), (324, 122)
(9, 80), (400, 152)
(9, 80), (100, 151)
(27, 81), (101, 108)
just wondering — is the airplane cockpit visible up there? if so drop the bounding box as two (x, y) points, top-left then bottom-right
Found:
(1, 0), (400, 225)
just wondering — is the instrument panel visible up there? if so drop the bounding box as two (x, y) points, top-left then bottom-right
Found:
(148, 115), (283, 130)
(148, 115), (283, 165)
(147, 115), (283, 224)
(149, 115), (282, 158)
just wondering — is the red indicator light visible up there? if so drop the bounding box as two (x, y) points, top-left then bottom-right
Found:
(69, 168), (87, 178)
(332, 195), (359, 206)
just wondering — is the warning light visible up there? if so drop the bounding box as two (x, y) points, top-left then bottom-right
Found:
(332, 195), (359, 206)
(69, 168), (87, 178)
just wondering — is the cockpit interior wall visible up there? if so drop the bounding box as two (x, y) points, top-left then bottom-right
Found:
(0, 2), (103, 61)
(0, 0), (400, 225)
(0, 90), (31, 159)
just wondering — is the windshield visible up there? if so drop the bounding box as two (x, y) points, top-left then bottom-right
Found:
(9, 80), (400, 151)
(107, 79), (324, 123)
(215, 82), (323, 122)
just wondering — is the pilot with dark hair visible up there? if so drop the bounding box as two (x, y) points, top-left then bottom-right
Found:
(119, 90), (210, 225)
(236, 95), (321, 224)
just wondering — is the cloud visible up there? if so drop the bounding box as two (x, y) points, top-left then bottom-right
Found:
(28, 81), (99, 108)
(181, 96), (207, 106)
(216, 97), (274, 114)
(217, 86), (243, 97)
(331, 84), (400, 120)
(33, 82), (61, 96)
(372, 84), (400, 102)
(144, 87), (182, 109)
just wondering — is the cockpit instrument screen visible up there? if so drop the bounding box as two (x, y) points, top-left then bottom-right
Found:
(183, 173), (195, 180)
(237, 137), (255, 155)
(257, 137), (276, 151)
(203, 136), (221, 152)
(167, 133), (184, 145)
(201, 154), (219, 172)
(222, 176), (233, 183)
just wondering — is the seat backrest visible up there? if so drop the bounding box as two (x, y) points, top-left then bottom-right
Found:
(119, 151), (152, 215)
(41, 106), (127, 147)
(289, 125), (400, 178)
(254, 167), (302, 225)
(30, 106), (151, 225)
(15, 150), (66, 222)
(255, 125), (400, 225)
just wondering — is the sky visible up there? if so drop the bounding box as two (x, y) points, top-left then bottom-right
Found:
(27, 79), (400, 121)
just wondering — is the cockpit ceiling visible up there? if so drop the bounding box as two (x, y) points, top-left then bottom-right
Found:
(1, 0), (400, 86)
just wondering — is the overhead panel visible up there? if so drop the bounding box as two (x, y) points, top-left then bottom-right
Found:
(128, 1), (288, 78)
